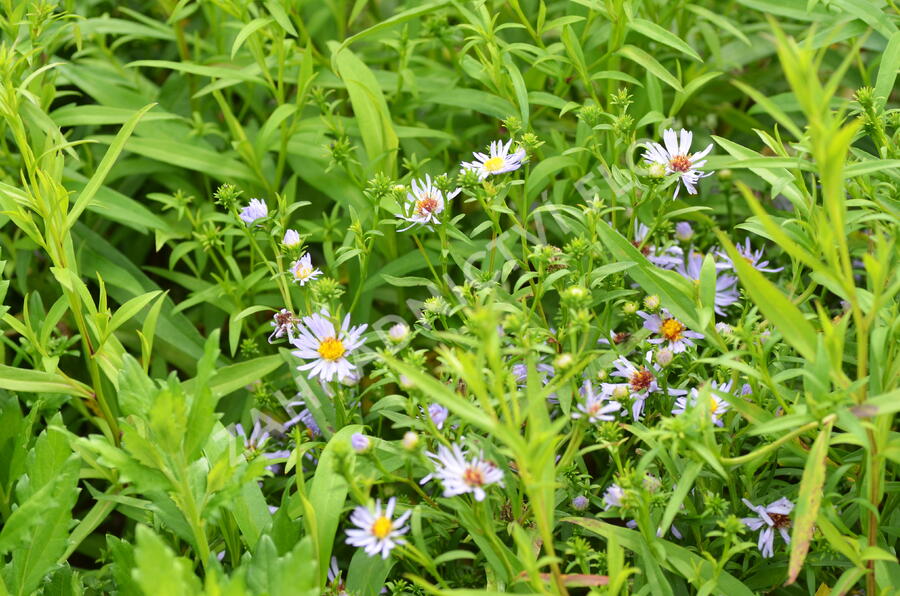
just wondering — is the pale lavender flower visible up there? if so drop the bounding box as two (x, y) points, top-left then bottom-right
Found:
(284, 400), (321, 437)
(461, 139), (526, 179)
(511, 361), (557, 403)
(421, 443), (504, 501)
(638, 309), (704, 353)
(741, 497), (794, 558)
(290, 310), (367, 383)
(633, 222), (684, 269)
(239, 198), (268, 225)
(572, 495), (590, 511)
(573, 380), (621, 423)
(676, 251), (739, 315)
(672, 380), (732, 426)
(351, 433), (371, 453)
(283, 228), (301, 247)
(290, 253), (323, 286)
(717, 238), (784, 273)
(674, 221), (694, 242)
(603, 484), (625, 510)
(607, 350), (686, 420)
(233, 420), (290, 470)
(345, 497), (411, 559)
(643, 128), (713, 198)
(397, 174), (460, 231)
(427, 403), (449, 430)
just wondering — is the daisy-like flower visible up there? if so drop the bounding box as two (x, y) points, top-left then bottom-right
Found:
(638, 309), (704, 353)
(421, 443), (504, 501)
(573, 380), (621, 423)
(671, 380), (733, 427)
(283, 228), (301, 248)
(233, 420), (291, 471)
(239, 198), (268, 225)
(717, 238), (784, 274)
(676, 252), (739, 315)
(606, 351), (686, 420)
(290, 253), (322, 286)
(345, 497), (411, 559)
(643, 128), (713, 198)
(633, 222), (684, 269)
(290, 310), (367, 383)
(427, 403), (449, 430)
(461, 139), (526, 179)
(397, 174), (460, 231)
(269, 308), (299, 343)
(741, 497), (794, 558)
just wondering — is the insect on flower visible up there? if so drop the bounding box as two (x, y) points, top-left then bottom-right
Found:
(643, 128), (713, 198)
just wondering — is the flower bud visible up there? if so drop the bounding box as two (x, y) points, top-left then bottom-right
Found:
(282, 229), (301, 248)
(351, 432), (371, 453)
(643, 295), (660, 311)
(674, 222), (693, 242)
(554, 353), (574, 369)
(388, 322), (410, 344)
(623, 301), (638, 315)
(571, 495), (590, 511)
(647, 162), (667, 179)
(656, 348), (674, 367)
(402, 431), (419, 450)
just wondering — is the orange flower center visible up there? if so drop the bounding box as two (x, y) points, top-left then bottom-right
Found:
(317, 337), (345, 361)
(660, 318), (685, 341)
(463, 466), (485, 487)
(371, 516), (392, 539)
(669, 154), (692, 172)
(416, 196), (439, 215)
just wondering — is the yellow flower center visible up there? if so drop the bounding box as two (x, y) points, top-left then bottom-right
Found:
(463, 466), (485, 487)
(371, 516), (392, 539)
(668, 154), (692, 172)
(293, 265), (312, 280)
(317, 337), (345, 361)
(710, 397), (719, 413)
(660, 318), (685, 341)
(482, 156), (505, 173)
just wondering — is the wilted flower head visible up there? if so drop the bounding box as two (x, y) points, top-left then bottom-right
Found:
(643, 128), (713, 198)
(741, 497), (794, 558)
(269, 308), (298, 343)
(345, 497), (411, 559)
(239, 198), (268, 225)
(290, 310), (367, 383)
(461, 139), (526, 179)
(421, 442), (504, 501)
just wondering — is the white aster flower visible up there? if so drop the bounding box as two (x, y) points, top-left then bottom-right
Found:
(741, 497), (794, 558)
(603, 484), (625, 510)
(672, 380), (733, 426)
(290, 253), (323, 286)
(345, 497), (411, 559)
(643, 128), (713, 198)
(461, 139), (526, 179)
(290, 310), (367, 383)
(573, 380), (621, 423)
(421, 443), (504, 501)
(397, 174), (459, 231)
(606, 351), (686, 420)
(637, 309), (704, 353)
(283, 229), (301, 247)
(239, 198), (268, 225)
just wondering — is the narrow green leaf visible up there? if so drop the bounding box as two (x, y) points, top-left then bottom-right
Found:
(627, 18), (703, 62)
(616, 45), (683, 91)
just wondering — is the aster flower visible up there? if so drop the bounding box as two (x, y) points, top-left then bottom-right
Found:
(290, 253), (323, 286)
(676, 252), (739, 315)
(643, 128), (713, 198)
(672, 380), (733, 426)
(638, 309), (704, 353)
(345, 497), (411, 559)
(603, 484), (625, 510)
(351, 433), (371, 453)
(233, 420), (291, 470)
(511, 361), (557, 403)
(269, 308), (299, 343)
(397, 174), (460, 231)
(283, 228), (301, 248)
(239, 198), (268, 225)
(674, 221), (694, 242)
(284, 401), (321, 437)
(717, 238), (784, 274)
(606, 351), (686, 420)
(572, 495), (590, 511)
(461, 139), (526, 179)
(421, 443), (504, 501)
(290, 310), (367, 383)
(633, 222), (683, 269)
(427, 403), (449, 430)
(741, 497), (794, 558)
(573, 380), (621, 423)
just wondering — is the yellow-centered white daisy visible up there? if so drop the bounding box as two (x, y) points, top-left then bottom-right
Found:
(643, 128), (713, 198)
(461, 139), (526, 179)
(345, 497), (411, 559)
(290, 253), (322, 286)
(421, 442), (504, 501)
(290, 310), (367, 382)
(397, 174), (460, 231)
